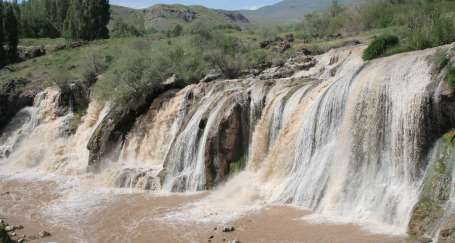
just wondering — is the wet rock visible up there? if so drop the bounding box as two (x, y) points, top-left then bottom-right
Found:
(87, 83), (182, 172)
(201, 71), (222, 83)
(222, 226), (235, 232)
(38, 231), (51, 238)
(408, 134), (455, 241)
(437, 214), (455, 243)
(0, 79), (38, 133)
(17, 238), (25, 243)
(0, 225), (13, 243)
(4, 226), (14, 232)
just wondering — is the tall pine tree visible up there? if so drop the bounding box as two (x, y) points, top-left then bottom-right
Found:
(63, 0), (83, 40)
(91, 0), (110, 39)
(0, 0), (6, 67)
(5, 4), (18, 63)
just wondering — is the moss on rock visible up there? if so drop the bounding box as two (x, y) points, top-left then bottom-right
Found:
(408, 133), (455, 241)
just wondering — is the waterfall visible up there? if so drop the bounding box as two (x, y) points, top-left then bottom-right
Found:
(0, 44), (451, 237)
(0, 88), (108, 175)
(182, 46), (439, 234)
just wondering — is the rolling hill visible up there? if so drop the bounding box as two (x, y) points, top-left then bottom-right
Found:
(111, 4), (250, 32)
(240, 0), (355, 23)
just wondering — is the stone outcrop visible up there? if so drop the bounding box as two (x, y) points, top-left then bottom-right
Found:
(203, 97), (250, 188)
(407, 133), (455, 242)
(0, 79), (39, 134)
(87, 82), (182, 172)
(17, 46), (46, 61)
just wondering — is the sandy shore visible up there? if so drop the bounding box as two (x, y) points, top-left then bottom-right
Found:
(0, 176), (407, 243)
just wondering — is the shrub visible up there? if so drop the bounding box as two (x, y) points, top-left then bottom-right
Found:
(92, 39), (208, 104)
(433, 49), (449, 72)
(80, 49), (112, 84)
(111, 20), (144, 38)
(363, 34), (400, 61)
(447, 65), (455, 88)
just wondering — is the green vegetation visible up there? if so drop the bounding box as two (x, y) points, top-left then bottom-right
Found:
(19, 0), (110, 41)
(362, 35), (399, 60)
(229, 157), (246, 174)
(431, 48), (455, 88)
(283, 0), (455, 60)
(92, 25), (281, 104)
(3, 0), (455, 108)
(110, 19), (145, 38)
(408, 133), (455, 240)
(0, 1), (20, 67)
(240, 0), (353, 24)
(447, 65), (455, 87)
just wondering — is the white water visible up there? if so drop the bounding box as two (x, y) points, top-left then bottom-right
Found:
(0, 45), (450, 238)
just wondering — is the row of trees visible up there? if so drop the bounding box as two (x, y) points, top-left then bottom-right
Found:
(0, 0), (19, 67)
(18, 0), (110, 40)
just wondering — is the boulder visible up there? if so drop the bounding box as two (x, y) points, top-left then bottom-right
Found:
(437, 214), (455, 243)
(38, 230), (51, 238)
(17, 46), (46, 61)
(4, 226), (14, 232)
(0, 225), (13, 243)
(222, 226), (235, 232)
(0, 79), (38, 134)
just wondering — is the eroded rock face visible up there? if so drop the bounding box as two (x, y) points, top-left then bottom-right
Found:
(87, 83), (180, 172)
(0, 79), (38, 134)
(438, 215), (455, 243)
(408, 133), (455, 241)
(203, 99), (250, 188)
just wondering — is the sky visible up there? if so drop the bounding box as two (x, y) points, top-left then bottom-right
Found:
(110, 0), (282, 10)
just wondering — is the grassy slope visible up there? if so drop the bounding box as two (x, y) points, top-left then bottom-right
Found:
(0, 36), (162, 87)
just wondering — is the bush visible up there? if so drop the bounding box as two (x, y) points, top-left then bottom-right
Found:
(110, 20), (144, 38)
(80, 49), (112, 84)
(433, 48), (449, 72)
(92, 39), (208, 104)
(363, 34), (400, 61)
(447, 65), (455, 88)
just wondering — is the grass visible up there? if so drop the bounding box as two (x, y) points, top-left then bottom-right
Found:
(0, 36), (161, 87)
(19, 38), (67, 47)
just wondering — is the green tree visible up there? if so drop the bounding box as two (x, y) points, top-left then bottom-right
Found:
(5, 4), (18, 62)
(63, 0), (84, 40)
(90, 0), (110, 39)
(63, 0), (110, 41)
(0, 0), (5, 67)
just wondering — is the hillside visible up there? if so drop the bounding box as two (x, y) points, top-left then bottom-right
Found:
(110, 4), (250, 32)
(240, 0), (354, 23)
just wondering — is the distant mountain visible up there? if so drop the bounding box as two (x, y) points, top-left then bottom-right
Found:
(239, 0), (355, 24)
(111, 4), (250, 32)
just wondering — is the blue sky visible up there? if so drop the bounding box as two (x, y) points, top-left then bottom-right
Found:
(110, 0), (281, 10)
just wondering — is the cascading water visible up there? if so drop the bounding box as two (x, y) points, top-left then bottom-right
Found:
(0, 44), (453, 240)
